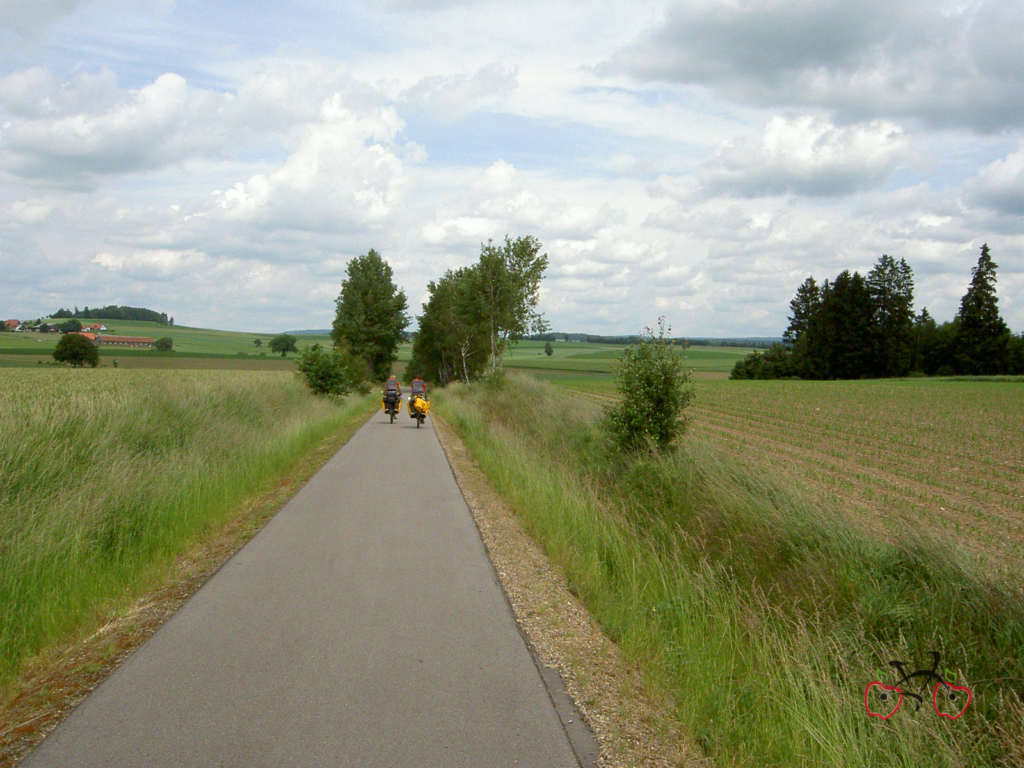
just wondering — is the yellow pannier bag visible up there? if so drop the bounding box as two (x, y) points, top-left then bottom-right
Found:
(411, 395), (430, 416)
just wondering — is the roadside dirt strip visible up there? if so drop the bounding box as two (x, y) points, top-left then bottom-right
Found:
(20, 412), (586, 768)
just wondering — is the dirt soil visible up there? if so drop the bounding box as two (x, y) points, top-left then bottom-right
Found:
(433, 415), (699, 768)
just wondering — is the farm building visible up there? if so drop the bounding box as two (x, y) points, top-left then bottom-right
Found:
(96, 335), (155, 349)
(3, 319), (20, 330)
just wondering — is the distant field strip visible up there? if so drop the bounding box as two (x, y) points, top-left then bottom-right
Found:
(552, 376), (1024, 578)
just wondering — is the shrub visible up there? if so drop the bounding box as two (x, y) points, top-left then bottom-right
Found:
(154, 336), (173, 351)
(729, 343), (797, 379)
(297, 344), (367, 396)
(604, 317), (694, 453)
(53, 334), (99, 368)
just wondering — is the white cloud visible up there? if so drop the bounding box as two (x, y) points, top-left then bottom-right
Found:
(0, 0), (89, 36)
(1, 72), (233, 182)
(401, 63), (517, 121)
(700, 115), (909, 197)
(213, 94), (409, 232)
(967, 143), (1024, 215)
(607, 0), (1024, 132)
(8, 199), (53, 223)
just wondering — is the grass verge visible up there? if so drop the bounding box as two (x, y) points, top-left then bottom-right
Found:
(434, 373), (1024, 767)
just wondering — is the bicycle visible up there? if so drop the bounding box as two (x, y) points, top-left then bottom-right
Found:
(865, 652), (971, 720)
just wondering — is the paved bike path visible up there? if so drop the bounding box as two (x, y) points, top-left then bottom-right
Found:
(24, 411), (583, 767)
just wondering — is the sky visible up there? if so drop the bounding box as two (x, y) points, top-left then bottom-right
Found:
(1, 0), (1022, 336)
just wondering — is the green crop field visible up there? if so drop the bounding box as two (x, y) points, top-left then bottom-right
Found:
(395, 339), (752, 379)
(0, 321), (332, 358)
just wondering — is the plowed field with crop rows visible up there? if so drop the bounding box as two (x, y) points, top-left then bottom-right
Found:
(557, 376), (1024, 581)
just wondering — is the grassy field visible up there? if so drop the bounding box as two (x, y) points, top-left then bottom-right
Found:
(396, 339), (752, 378)
(0, 321), (331, 357)
(0, 369), (374, 685)
(435, 374), (1024, 767)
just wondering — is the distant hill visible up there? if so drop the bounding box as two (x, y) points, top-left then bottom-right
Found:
(53, 305), (172, 324)
(283, 329), (332, 336)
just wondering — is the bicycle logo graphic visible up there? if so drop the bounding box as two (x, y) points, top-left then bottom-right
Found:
(865, 652), (972, 720)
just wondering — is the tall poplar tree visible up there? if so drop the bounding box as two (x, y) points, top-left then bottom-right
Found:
(467, 235), (549, 372)
(954, 243), (1010, 374)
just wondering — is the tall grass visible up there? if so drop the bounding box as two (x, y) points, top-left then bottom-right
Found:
(0, 369), (373, 683)
(436, 374), (1024, 767)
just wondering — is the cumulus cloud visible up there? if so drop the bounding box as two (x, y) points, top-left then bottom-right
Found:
(606, 0), (1024, 132)
(0, 0), (89, 36)
(213, 94), (409, 232)
(0, 67), (121, 118)
(967, 143), (1024, 215)
(0, 73), (233, 183)
(401, 63), (517, 121)
(699, 115), (909, 197)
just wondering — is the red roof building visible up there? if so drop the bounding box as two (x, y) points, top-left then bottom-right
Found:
(96, 335), (155, 348)
(3, 319), (20, 330)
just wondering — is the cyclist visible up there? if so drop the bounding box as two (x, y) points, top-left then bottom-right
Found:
(383, 375), (401, 411)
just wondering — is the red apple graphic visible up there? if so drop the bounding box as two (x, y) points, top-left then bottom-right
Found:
(865, 682), (903, 719)
(933, 682), (971, 719)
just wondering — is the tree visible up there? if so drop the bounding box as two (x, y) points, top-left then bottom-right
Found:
(253, 338), (262, 347)
(866, 254), (915, 377)
(53, 334), (98, 367)
(783, 276), (821, 346)
(407, 267), (489, 385)
(605, 318), (694, 453)
(467, 235), (549, 372)
(1008, 333), (1024, 375)
(544, 341), (553, 356)
(154, 337), (173, 351)
(332, 249), (408, 380)
(954, 244), (1010, 374)
(59, 319), (82, 333)
(802, 271), (874, 379)
(269, 334), (298, 357)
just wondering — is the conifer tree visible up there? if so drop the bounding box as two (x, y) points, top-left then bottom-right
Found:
(866, 254), (915, 377)
(954, 244), (1010, 374)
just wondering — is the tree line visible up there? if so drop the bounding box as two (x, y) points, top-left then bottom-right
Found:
(51, 305), (174, 325)
(406, 235), (548, 384)
(296, 237), (548, 396)
(732, 244), (1023, 379)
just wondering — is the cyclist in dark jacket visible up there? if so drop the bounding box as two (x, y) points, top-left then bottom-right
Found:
(383, 375), (401, 410)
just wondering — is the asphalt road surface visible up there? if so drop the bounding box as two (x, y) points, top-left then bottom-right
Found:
(24, 408), (588, 767)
